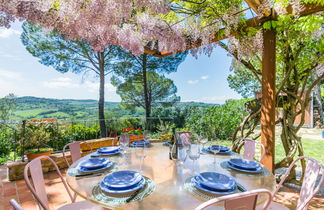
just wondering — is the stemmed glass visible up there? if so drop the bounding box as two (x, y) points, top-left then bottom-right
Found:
(210, 140), (220, 168)
(189, 143), (200, 175)
(119, 134), (130, 156)
(135, 144), (147, 174)
(199, 133), (208, 154)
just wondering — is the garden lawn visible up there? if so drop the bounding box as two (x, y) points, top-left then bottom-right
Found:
(208, 137), (324, 165)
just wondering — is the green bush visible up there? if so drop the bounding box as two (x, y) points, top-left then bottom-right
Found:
(61, 124), (100, 145)
(0, 129), (13, 156)
(185, 99), (249, 140)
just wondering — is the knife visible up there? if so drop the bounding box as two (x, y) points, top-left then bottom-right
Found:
(75, 173), (102, 178)
(237, 183), (247, 192)
(126, 188), (143, 203)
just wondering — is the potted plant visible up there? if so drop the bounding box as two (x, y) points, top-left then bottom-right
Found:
(24, 120), (53, 161)
(121, 126), (144, 142)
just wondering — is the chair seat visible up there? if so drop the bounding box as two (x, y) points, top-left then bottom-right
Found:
(58, 200), (104, 210)
(266, 201), (290, 210)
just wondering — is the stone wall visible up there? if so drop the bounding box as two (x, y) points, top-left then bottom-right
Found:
(7, 137), (117, 181)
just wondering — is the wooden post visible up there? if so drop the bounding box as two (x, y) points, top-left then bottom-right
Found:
(261, 28), (276, 172)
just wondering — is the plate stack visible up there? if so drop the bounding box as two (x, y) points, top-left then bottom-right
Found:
(227, 158), (263, 173)
(206, 145), (231, 154)
(78, 158), (113, 174)
(97, 146), (121, 155)
(130, 140), (151, 147)
(100, 170), (145, 194)
(192, 172), (237, 195)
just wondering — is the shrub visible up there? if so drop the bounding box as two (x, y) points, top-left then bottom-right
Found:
(185, 99), (248, 140)
(0, 128), (13, 156)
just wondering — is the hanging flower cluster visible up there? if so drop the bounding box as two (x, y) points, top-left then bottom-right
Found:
(0, 0), (314, 57)
(0, 0), (244, 56)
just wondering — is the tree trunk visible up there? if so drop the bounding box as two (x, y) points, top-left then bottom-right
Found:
(98, 52), (107, 137)
(313, 83), (323, 126)
(142, 54), (151, 129)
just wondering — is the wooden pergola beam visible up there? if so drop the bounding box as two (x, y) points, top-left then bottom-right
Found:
(244, 0), (271, 16)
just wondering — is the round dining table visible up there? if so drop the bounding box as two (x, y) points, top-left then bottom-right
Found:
(66, 143), (276, 209)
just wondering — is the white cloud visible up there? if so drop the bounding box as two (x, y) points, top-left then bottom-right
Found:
(43, 77), (79, 89)
(0, 69), (23, 80)
(43, 77), (116, 93)
(187, 80), (199, 85)
(84, 81), (116, 93)
(0, 28), (21, 38)
(200, 75), (209, 80)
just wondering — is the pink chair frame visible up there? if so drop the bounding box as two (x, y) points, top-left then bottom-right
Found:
(243, 138), (265, 162)
(177, 131), (192, 145)
(273, 156), (324, 210)
(194, 189), (272, 210)
(24, 156), (74, 210)
(9, 199), (24, 210)
(62, 141), (93, 167)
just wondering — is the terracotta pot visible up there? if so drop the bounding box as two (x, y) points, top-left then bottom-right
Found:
(160, 134), (171, 141)
(129, 134), (144, 142)
(26, 150), (52, 161)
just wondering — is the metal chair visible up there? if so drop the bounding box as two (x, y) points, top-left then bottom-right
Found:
(268, 156), (324, 210)
(194, 189), (273, 210)
(242, 138), (265, 162)
(62, 141), (93, 167)
(24, 156), (101, 210)
(9, 199), (24, 210)
(177, 131), (192, 145)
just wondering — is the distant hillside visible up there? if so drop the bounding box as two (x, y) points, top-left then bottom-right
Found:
(12, 96), (216, 121)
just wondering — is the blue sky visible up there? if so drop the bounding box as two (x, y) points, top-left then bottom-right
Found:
(0, 22), (241, 104)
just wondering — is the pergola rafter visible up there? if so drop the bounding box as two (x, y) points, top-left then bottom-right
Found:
(145, 1), (323, 172)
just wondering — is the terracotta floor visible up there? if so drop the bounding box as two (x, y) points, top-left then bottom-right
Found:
(0, 165), (323, 210)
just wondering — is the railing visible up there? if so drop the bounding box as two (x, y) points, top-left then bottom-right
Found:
(0, 116), (177, 162)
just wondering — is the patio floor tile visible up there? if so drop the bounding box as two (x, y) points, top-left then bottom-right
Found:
(1, 164), (324, 210)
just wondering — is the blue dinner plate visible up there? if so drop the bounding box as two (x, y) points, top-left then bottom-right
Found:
(78, 161), (113, 173)
(102, 170), (143, 189)
(79, 158), (110, 170)
(195, 172), (236, 191)
(227, 161), (263, 174)
(192, 177), (237, 195)
(228, 158), (260, 170)
(100, 178), (145, 194)
(209, 145), (230, 152)
(131, 140), (151, 147)
(97, 146), (120, 154)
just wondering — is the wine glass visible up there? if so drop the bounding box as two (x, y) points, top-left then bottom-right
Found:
(189, 143), (200, 175)
(199, 133), (208, 154)
(210, 140), (220, 167)
(119, 134), (130, 155)
(135, 144), (147, 174)
(143, 130), (150, 141)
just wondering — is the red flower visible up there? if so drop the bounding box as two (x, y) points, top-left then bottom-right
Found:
(137, 127), (141, 130)
(122, 129), (126, 132)
(130, 126), (134, 130)
(126, 129), (130, 131)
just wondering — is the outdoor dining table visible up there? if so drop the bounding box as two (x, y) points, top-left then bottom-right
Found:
(66, 143), (276, 209)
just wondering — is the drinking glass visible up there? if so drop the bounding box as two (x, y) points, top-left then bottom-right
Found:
(119, 134), (129, 155)
(177, 148), (187, 167)
(135, 144), (147, 174)
(143, 130), (150, 141)
(199, 134), (208, 154)
(189, 143), (200, 175)
(210, 140), (220, 167)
